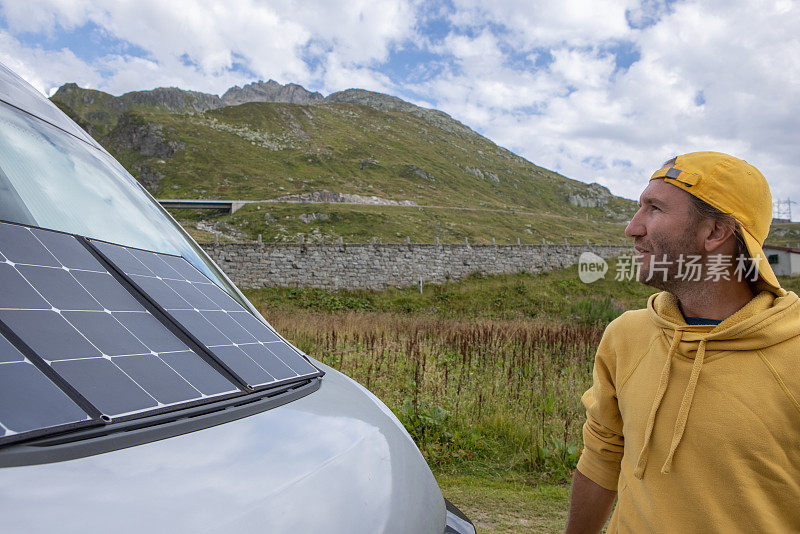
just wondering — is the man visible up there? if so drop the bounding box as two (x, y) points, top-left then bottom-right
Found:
(565, 152), (800, 533)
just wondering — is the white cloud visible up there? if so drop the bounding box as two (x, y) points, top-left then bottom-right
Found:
(0, 0), (418, 95)
(408, 0), (800, 206)
(0, 31), (101, 95)
(449, 0), (637, 47)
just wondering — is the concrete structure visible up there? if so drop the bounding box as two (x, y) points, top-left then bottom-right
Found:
(763, 245), (800, 277)
(200, 242), (632, 289)
(158, 199), (246, 213)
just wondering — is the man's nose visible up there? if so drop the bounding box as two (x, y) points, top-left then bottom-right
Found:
(625, 208), (646, 238)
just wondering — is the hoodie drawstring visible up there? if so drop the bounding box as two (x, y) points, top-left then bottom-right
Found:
(634, 328), (682, 479)
(661, 338), (707, 474)
(634, 328), (709, 478)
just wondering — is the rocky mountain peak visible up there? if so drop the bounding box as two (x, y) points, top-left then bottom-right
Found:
(221, 80), (323, 105)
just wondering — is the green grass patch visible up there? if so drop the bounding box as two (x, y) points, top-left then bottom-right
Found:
(244, 258), (656, 320)
(170, 201), (631, 246)
(437, 475), (569, 533)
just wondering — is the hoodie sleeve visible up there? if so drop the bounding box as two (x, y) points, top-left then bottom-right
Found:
(576, 319), (625, 491)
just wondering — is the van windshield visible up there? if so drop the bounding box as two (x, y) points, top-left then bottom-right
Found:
(0, 98), (242, 305)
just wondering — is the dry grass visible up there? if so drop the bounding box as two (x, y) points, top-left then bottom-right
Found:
(266, 309), (601, 482)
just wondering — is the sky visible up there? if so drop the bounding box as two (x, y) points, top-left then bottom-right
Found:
(1, 0), (798, 215)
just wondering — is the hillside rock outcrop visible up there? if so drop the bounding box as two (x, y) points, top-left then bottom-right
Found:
(222, 80), (323, 105)
(568, 183), (612, 208)
(269, 190), (417, 206)
(106, 113), (185, 158)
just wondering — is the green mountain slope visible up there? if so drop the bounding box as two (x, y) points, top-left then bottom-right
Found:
(51, 83), (637, 244)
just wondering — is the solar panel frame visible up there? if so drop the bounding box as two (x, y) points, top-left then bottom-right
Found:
(87, 238), (324, 391)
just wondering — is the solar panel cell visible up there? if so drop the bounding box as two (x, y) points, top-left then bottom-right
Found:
(194, 283), (242, 311)
(69, 271), (145, 312)
(0, 360), (90, 434)
(113, 312), (190, 353)
(52, 357), (159, 416)
(129, 248), (184, 279)
(0, 309), (103, 361)
(30, 229), (104, 271)
(158, 351), (237, 396)
(160, 254), (208, 283)
(168, 309), (232, 346)
(92, 241), (151, 276)
(0, 333), (24, 363)
(240, 344), (295, 380)
(113, 354), (202, 405)
(15, 265), (104, 311)
(229, 311), (281, 342)
(201, 310), (258, 344)
(61, 311), (150, 357)
(0, 224), (59, 266)
(133, 276), (193, 310)
(0, 263), (50, 309)
(207, 345), (275, 384)
(163, 279), (218, 309)
(266, 342), (319, 375)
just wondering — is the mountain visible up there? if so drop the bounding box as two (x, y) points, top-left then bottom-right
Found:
(50, 81), (637, 245)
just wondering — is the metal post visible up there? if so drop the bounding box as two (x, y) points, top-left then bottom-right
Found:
(564, 237), (568, 245)
(214, 233), (219, 245)
(435, 236), (439, 245)
(418, 276), (423, 294)
(517, 237), (521, 245)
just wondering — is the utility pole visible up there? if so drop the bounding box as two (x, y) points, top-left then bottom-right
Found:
(773, 198), (795, 222)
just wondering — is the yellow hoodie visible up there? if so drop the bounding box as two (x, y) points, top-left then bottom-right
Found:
(577, 289), (800, 533)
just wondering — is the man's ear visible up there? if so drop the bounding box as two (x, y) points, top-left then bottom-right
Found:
(703, 219), (735, 253)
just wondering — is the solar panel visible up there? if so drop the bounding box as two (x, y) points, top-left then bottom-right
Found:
(0, 222), (240, 424)
(91, 240), (321, 389)
(0, 330), (93, 439)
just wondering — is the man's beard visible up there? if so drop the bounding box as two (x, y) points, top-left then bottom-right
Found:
(636, 227), (702, 292)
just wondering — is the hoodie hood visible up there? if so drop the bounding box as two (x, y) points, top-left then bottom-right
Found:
(633, 288), (800, 479)
(647, 288), (800, 355)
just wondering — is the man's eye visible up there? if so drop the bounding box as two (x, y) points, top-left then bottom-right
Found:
(649, 205), (660, 211)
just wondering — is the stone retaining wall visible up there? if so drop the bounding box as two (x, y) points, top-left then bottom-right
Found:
(200, 243), (632, 289)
